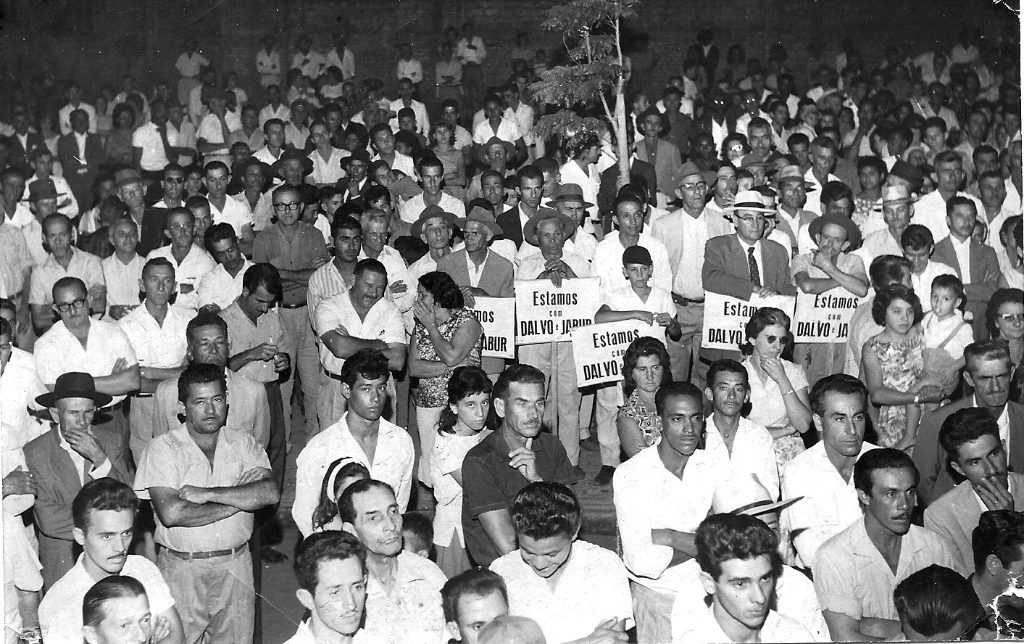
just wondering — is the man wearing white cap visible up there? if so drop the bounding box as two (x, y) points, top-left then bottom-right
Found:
(859, 185), (916, 268)
(669, 475), (828, 642)
(674, 512), (815, 643)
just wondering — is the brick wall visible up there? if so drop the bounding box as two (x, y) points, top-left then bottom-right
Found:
(0, 0), (1016, 104)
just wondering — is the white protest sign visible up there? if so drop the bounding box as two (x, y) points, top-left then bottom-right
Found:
(701, 292), (796, 351)
(793, 290), (862, 343)
(514, 277), (602, 345)
(470, 297), (516, 359)
(571, 319), (653, 387)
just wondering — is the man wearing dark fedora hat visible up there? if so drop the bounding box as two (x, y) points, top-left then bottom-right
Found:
(547, 182), (599, 261)
(24, 371), (133, 589)
(338, 149), (372, 203)
(115, 168), (168, 257)
(791, 212), (869, 386)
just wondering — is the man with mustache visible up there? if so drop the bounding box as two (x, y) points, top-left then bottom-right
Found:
(39, 479), (184, 644)
(813, 448), (957, 641)
(461, 365), (579, 568)
(925, 407), (1024, 576)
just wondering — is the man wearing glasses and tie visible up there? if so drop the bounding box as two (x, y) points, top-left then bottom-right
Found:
(703, 189), (797, 362)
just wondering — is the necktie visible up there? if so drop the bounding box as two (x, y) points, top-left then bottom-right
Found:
(158, 125), (173, 162)
(747, 246), (761, 287)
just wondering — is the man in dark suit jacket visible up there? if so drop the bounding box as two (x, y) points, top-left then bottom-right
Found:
(930, 196), (1001, 340)
(337, 149), (372, 204)
(496, 165), (544, 250)
(702, 190), (798, 301)
(686, 29), (720, 87)
(57, 109), (105, 213)
(24, 372), (133, 589)
(8, 106), (46, 173)
(598, 152), (657, 222)
(914, 341), (1024, 506)
(694, 89), (732, 151)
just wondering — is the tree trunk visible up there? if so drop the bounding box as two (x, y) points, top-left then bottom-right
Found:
(614, 10), (630, 192)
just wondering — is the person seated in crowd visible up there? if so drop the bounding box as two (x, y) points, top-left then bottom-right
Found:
(29, 212), (105, 332)
(489, 482), (633, 644)
(442, 568), (510, 644)
(400, 155), (466, 224)
(197, 223), (252, 312)
(80, 576), (157, 644)
(39, 478), (184, 644)
(146, 207), (218, 318)
(703, 359), (780, 500)
(924, 407), (1024, 577)
(310, 460), (370, 535)
(739, 307), (813, 471)
(812, 448), (957, 641)
(294, 348), (413, 537)
(25, 371), (134, 590)
(675, 513), (815, 643)
(900, 224), (957, 313)
(781, 374), (877, 570)
(860, 184), (915, 268)
(845, 254), (914, 377)
(286, 530), (383, 644)
(615, 337), (672, 459)
(614, 381), (727, 643)
(893, 564), (991, 641)
(477, 615), (548, 644)
(461, 364), (579, 568)
(914, 340), (1023, 505)
(338, 479), (447, 643)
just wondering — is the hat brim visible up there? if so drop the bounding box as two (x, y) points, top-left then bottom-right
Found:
(523, 211), (579, 247)
(453, 217), (503, 237)
(725, 204), (777, 214)
(474, 140), (516, 165)
(733, 496), (803, 517)
(272, 156), (315, 177)
(808, 214), (863, 251)
(882, 197), (916, 206)
(36, 390), (113, 409)
(410, 211), (457, 238)
(549, 195), (595, 209)
(776, 176), (818, 192)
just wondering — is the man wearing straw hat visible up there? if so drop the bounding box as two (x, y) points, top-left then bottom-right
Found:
(25, 371), (133, 588)
(774, 164), (819, 257)
(670, 475), (828, 642)
(859, 184), (916, 267)
(517, 208), (592, 469)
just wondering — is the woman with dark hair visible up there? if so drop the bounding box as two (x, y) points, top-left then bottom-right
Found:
(721, 132), (749, 164)
(987, 288), (1024, 404)
(430, 366), (493, 577)
(430, 120), (466, 201)
(862, 285), (944, 450)
(83, 576), (156, 644)
(740, 307), (812, 469)
(616, 337), (672, 458)
(408, 271), (483, 487)
(104, 103), (137, 166)
(308, 458), (370, 536)
(996, 216), (1023, 289)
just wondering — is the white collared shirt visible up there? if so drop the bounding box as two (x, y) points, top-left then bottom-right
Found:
(781, 441), (878, 568)
(283, 620), (383, 644)
(132, 122), (179, 172)
(0, 348), (47, 451)
(949, 234), (973, 283)
(705, 415), (780, 499)
(118, 304), (189, 369)
(57, 431), (112, 485)
(208, 194), (254, 239)
(674, 604), (814, 644)
(314, 293), (406, 373)
(146, 245), (217, 317)
(736, 238), (766, 286)
(473, 117), (522, 145)
(398, 191), (465, 224)
(292, 412), (414, 537)
(388, 98), (430, 134)
(650, 207), (732, 298)
(196, 259), (252, 312)
(802, 168), (838, 216)
(490, 541), (635, 644)
(592, 231), (672, 293)
(257, 104), (290, 129)
(360, 246), (415, 313)
(28, 247), (104, 306)
(35, 319), (138, 407)
(613, 445), (728, 593)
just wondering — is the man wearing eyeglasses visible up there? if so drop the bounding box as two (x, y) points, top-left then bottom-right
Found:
(703, 190), (797, 363)
(253, 184), (329, 453)
(146, 207), (217, 318)
(650, 162), (732, 384)
(34, 277), (141, 480)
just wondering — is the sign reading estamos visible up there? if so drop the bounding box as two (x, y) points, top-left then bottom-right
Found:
(701, 292), (797, 351)
(514, 277), (602, 344)
(571, 319), (651, 387)
(470, 297), (516, 359)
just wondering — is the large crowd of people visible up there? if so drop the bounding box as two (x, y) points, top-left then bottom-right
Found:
(1, 13), (1023, 644)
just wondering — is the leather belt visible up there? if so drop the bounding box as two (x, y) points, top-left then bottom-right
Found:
(671, 292), (705, 306)
(324, 369), (343, 382)
(163, 543), (247, 560)
(280, 302), (307, 309)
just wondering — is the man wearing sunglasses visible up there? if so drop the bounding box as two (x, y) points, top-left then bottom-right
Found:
(152, 163), (186, 211)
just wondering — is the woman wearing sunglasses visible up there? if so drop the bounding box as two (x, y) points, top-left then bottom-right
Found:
(739, 307), (812, 471)
(987, 288), (1024, 404)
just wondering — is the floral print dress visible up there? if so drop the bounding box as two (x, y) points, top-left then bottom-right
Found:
(412, 308), (482, 408)
(867, 333), (924, 448)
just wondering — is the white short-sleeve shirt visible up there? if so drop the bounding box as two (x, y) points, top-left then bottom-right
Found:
(35, 319), (139, 407)
(209, 196), (255, 239)
(705, 415), (780, 500)
(491, 541), (634, 644)
(146, 244), (218, 317)
(314, 293), (406, 374)
(28, 248), (104, 306)
(118, 304), (189, 369)
(102, 253), (145, 312)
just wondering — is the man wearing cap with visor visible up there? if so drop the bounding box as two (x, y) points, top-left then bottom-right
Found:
(669, 474), (828, 641)
(651, 162), (732, 383)
(859, 184), (916, 267)
(24, 371), (133, 588)
(518, 208), (592, 469)
(791, 212), (868, 386)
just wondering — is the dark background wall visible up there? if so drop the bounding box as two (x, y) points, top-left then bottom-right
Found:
(0, 0), (1017, 102)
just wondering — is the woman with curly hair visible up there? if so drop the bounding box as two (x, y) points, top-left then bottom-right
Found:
(616, 336), (673, 459)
